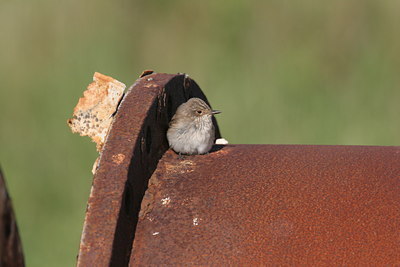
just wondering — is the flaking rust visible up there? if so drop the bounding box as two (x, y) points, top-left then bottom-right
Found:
(67, 72), (126, 151)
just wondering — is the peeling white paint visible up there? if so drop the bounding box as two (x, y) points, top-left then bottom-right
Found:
(152, 232), (160, 236)
(193, 217), (199, 226)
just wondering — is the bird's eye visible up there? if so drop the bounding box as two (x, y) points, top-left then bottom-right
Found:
(196, 110), (202, 114)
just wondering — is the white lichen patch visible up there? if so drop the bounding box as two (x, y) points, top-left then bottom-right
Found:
(161, 197), (171, 205)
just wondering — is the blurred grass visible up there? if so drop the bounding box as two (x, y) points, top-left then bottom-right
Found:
(0, 0), (399, 266)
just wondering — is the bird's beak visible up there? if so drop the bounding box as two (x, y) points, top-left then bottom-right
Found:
(212, 110), (221, 115)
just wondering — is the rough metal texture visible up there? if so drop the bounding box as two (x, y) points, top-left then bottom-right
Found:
(77, 73), (220, 266)
(131, 145), (400, 266)
(0, 169), (24, 267)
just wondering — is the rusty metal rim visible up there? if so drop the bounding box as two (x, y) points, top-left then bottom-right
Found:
(77, 72), (221, 266)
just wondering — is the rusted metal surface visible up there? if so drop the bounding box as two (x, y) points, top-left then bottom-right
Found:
(0, 169), (24, 267)
(76, 73), (220, 266)
(131, 145), (400, 266)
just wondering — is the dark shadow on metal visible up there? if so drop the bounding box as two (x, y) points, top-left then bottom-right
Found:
(209, 144), (226, 153)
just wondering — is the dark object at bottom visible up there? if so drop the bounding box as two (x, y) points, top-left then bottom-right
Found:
(0, 169), (24, 267)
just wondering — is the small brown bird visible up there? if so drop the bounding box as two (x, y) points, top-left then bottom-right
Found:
(167, 98), (221, 155)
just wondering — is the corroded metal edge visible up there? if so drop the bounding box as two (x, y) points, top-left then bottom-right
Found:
(77, 72), (220, 266)
(0, 168), (25, 267)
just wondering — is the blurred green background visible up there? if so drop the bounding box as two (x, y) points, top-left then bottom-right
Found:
(1, 0), (399, 266)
